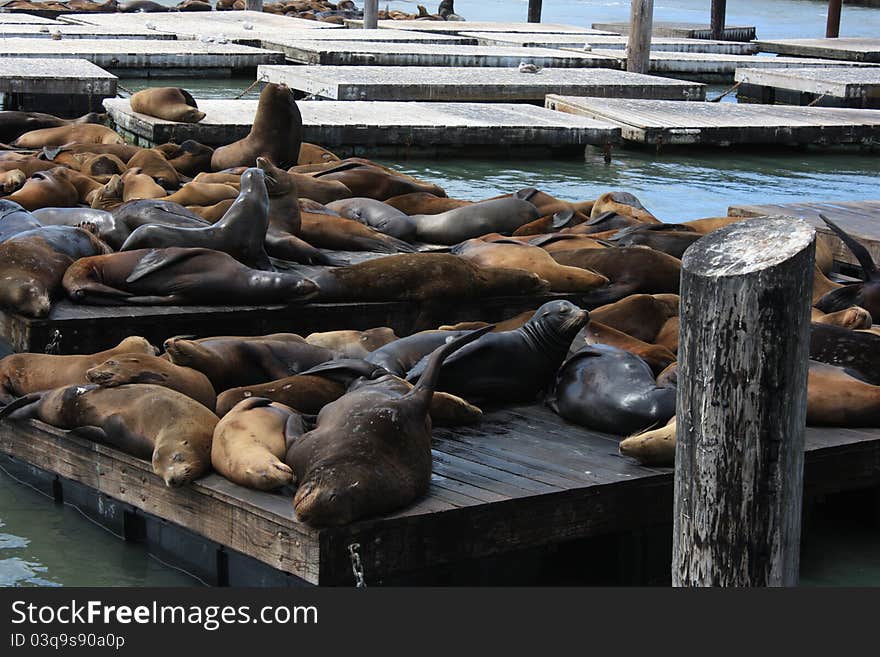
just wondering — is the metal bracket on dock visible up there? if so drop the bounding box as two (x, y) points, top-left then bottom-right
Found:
(348, 543), (367, 588)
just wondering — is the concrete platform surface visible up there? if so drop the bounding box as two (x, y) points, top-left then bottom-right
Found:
(735, 67), (880, 100)
(343, 19), (617, 34)
(754, 37), (880, 63)
(462, 32), (758, 55)
(0, 56), (116, 96)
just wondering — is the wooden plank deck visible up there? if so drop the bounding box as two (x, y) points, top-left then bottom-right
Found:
(461, 32), (758, 55)
(263, 40), (621, 68)
(0, 57), (116, 97)
(103, 97), (621, 156)
(545, 96), (880, 146)
(1, 408), (877, 585)
(591, 21), (756, 42)
(728, 200), (880, 268)
(754, 37), (880, 63)
(343, 20), (617, 35)
(735, 67), (880, 108)
(0, 38), (285, 73)
(259, 65), (705, 102)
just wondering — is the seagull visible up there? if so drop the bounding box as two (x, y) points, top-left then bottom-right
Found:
(518, 61), (541, 74)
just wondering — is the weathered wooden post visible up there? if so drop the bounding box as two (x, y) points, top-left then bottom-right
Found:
(710, 0), (727, 40)
(673, 217), (814, 587)
(626, 0), (654, 74)
(363, 0), (379, 29)
(826, 0), (842, 38)
(528, 0), (543, 23)
(245, 0), (263, 12)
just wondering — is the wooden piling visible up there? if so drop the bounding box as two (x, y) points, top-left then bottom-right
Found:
(672, 217), (814, 587)
(710, 0), (727, 40)
(528, 0), (543, 23)
(363, 0), (379, 29)
(626, 0), (654, 74)
(826, 0), (842, 38)
(245, 0), (263, 12)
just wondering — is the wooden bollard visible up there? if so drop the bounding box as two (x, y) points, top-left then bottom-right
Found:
(527, 0), (543, 23)
(672, 217), (815, 587)
(245, 0), (263, 12)
(626, 0), (654, 74)
(363, 0), (379, 29)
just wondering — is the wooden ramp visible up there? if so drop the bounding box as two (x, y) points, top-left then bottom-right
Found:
(591, 21), (756, 42)
(461, 32), (758, 55)
(2, 408), (877, 585)
(264, 40), (621, 68)
(0, 38), (284, 74)
(103, 97), (621, 156)
(343, 19), (616, 35)
(735, 67), (880, 108)
(259, 65), (705, 102)
(728, 200), (880, 268)
(754, 37), (880, 63)
(545, 96), (880, 146)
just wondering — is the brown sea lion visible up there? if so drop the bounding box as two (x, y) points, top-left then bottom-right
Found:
(299, 210), (415, 254)
(383, 192), (471, 215)
(126, 149), (180, 189)
(192, 172), (241, 186)
(600, 224), (702, 259)
(305, 327), (398, 358)
(590, 294), (680, 344)
(811, 306), (872, 330)
(121, 169), (167, 202)
(215, 374), (346, 417)
(279, 171), (352, 205)
(0, 110), (105, 143)
(5, 170), (79, 210)
(162, 140), (214, 177)
(681, 216), (744, 234)
(591, 191), (658, 224)
(451, 239), (608, 293)
(619, 418), (677, 466)
(0, 169), (26, 194)
(187, 199), (234, 222)
(0, 384), (216, 487)
(130, 88), (205, 123)
(161, 182), (239, 207)
(0, 336), (154, 404)
(512, 209), (590, 236)
(573, 321), (676, 375)
(298, 142), (339, 165)
(312, 163), (445, 201)
(211, 83), (302, 171)
(75, 153), (128, 183)
(50, 167), (105, 205)
(285, 326), (491, 526)
(86, 353), (216, 409)
(12, 124), (123, 149)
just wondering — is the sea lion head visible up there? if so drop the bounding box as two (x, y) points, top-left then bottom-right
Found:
(0, 277), (50, 318)
(239, 166), (266, 197)
(86, 355), (164, 387)
(293, 470), (363, 527)
(162, 337), (202, 366)
(152, 439), (198, 488)
(256, 156), (292, 196)
(526, 300), (590, 347)
(2, 170), (26, 194)
(180, 107), (207, 123)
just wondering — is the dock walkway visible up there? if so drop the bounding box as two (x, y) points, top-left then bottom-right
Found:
(545, 96), (880, 147)
(754, 37), (880, 63)
(735, 67), (880, 108)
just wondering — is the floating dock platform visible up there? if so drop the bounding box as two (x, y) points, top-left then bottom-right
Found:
(103, 97), (621, 156)
(754, 37), (880, 63)
(461, 32), (758, 55)
(0, 13), (59, 24)
(545, 96), (880, 147)
(735, 67), (880, 108)
(0, 57), (116, 114)
(728, 200), (880, 269)
(0, 38), (285, 75)
(264, 40), (621, 68)
(259, 65), (705, 102)
(1, 407), (877, 585)
(591, 21), (756, 42)
(0, 23), (176, 39)
(343, 19), (617, 35)
(61, 9), (341, 32)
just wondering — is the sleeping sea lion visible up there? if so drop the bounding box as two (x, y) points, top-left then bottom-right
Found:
(408, 198), (541, 244)
(305, 327), (398, 358)
(130, 87), (205, 124)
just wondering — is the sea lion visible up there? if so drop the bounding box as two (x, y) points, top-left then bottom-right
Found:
(600, 224), (702, 259)
(86, 353), (216, 409)
(0, 226), (110, 317)
(299, 210), (416, 254)
(164, 333), (334, 392)
(0, 200), (41, 242)
(811, 306), (872, 330)
(513, 188), (584, 218)
(406, 300), (589, 403)
(512, 209), (589, 236)
(451, 239), (608, 293)
(285, 326), (491, 526)
(0, 169), (26, 194)
(591, 191), (658, 224)
(12, 124), (123, 149)
(326, 197), (416, 242)
(619, 418), (677, 466)
(278, 170), (351, 205)
(551, 247), (682, 305)
(161, 182), (239, 207)
(572, 321), (677, 375)
(590, 294), (679, 344)
(813, 214), (880, 320)
(305, 327), (398, 358)
(365, 330), (469, 376)
(0, 336), (155, 404)
(63, 247), (316, 307)
(298, 142), (339, 165)
(680, 216), (744, 235)
(130, 87), (206, 124)
(5, 170), (79, 210)
(121, 168), (272, 270)
(211, 397), (301, 490)
(163, 140), (214, 177)
(312, 162), (445, 201)
(312, 252), (549, 303)
(126, 149), (180, 189)
(383, 192), (471, 215)
(408, 198), (541, 244)
(73, 153), (128, 183)
(211, 83), (302, 171)
(0, 384), (216, 487)
(0, 110), (105, 143)
(809, 322), (880, 386)
(50, 167), (105, 205)
(215, 374), (346, 417)
(549, 344), (676, 435)
(121, 168), (167, 202)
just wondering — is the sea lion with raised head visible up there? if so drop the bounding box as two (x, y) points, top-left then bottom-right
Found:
(130, 87), (206, 124)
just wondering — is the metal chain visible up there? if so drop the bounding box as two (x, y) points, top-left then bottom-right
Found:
(348, 543), (367, 588)
(44, 330), (62, 355)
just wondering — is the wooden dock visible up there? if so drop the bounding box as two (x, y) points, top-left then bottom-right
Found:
(754, 37), (880, 63)
(343, 20), (617, 35)
(262, 40), (621, 68)
(728, 200), (880, 268)
(259, 65), (705, 102)
(0, 38), (284, 75)
(461, 32), (758, 55)
(545, 96), (880, 147)
(735, 67), (880, 108)
(1, 407), (877, 585)
(103, 97), (621, 156)
(591, 21), (756, 42)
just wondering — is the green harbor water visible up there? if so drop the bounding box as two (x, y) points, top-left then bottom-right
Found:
(3, 0), (880, 586)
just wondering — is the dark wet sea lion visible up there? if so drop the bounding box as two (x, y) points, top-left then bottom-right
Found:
(62, 247), (317, 308)
(215, 374), (346, 417)
(326, 197), (416, 241)
(285, 326), (491, 526)
(409, 198), (540, 244)
(406, 300), (589, 403)
(0, 226), (110, 317)
(601, 224), (702, 259)
(6, 170), (79, 210)
(305, 327), (398, 358)
(312, 253), (550, 302)
(0, 200), (41, 242)
(86, 353), (216, 410)
(121, 168), (271, 270)
(130, 87), (205, 124)
(809, 322), (880, 386)
(211, 83), (302, 171)
(0, 336), (154, 404)
(164, 333), (334, 393)
(550, 344), (676, 435)
(814, 214), (880, 320)
(365, 330), (470, 376)
(0, 384), (215, 487)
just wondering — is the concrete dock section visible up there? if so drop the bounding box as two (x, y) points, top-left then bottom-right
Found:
(754, 37), (880, 63)
(462, 32), (758, 55)
(591, 21), (756, 41)
(343, 19), (617, 34)
(259, 65), (705, 102)
(0, 56), (116, 114)
(0, 24), (176, 39)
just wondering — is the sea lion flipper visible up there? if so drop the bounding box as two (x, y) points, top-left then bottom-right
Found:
(815, 283), (865, 314)
(551, 210), (575, 230)
(71, 425), (108, 442)
(0, 391), (43, 420)
(283, 412), (308, 452)
(298, 358), (387, 384)
(126, 249), (204, 283)
(819, 213), (877, 280)
(585, 211), (619, 226)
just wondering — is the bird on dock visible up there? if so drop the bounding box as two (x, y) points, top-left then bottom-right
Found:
(518, 62), (541, 74)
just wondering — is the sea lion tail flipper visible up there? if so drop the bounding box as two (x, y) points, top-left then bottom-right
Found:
(126, 248), (206, 283)
(298, 358), (387, 384)
(0, 392), (43, 420)
(815, 283), (865, 314)
(406, 325), (494, 411)
(819, 213), (877, 280)
(514, 187), (539, 202)
(551, 209), (576, 230)
(585, 211), (619, 226)
(283, 411), (309, 454)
